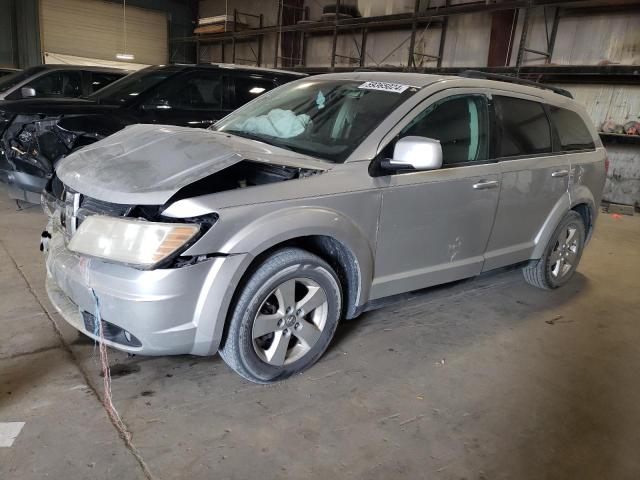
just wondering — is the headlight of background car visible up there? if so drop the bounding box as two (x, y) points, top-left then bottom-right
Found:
(68, 215), (200, 268)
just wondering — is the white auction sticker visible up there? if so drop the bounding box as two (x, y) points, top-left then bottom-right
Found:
(358, 81), (410, 93)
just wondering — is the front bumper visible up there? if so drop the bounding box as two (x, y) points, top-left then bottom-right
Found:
(0, 168), (47, 203)
(45, 230), (249, 356)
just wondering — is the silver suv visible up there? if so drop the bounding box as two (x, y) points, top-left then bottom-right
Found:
(42, 72), (605, 383)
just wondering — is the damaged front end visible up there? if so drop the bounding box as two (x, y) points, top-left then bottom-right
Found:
(41, 124), (329, 356)
(43, 123), (328, 269)
(41, 177), (218, 270)
(1, 114), (74, 203)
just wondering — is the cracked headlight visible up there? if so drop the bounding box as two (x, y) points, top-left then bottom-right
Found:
(68, 215), (200, 268)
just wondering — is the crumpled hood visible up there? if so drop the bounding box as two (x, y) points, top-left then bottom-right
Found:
(56, 123), (331, 205)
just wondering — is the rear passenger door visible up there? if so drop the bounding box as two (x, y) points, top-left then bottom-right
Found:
(482, 94), (570, 271)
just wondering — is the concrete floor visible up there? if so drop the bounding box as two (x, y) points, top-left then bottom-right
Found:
(0, 193), (639, 480)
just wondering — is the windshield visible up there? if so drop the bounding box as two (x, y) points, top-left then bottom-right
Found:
(87, 67), (173, 105)
(215, 79), (418, 162)
(0, 67), (45, 92)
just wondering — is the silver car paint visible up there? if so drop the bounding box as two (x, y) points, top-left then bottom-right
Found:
(45, 73), (606, 356)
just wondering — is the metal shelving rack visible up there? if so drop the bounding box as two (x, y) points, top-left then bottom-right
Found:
(179, 1), (640, 73)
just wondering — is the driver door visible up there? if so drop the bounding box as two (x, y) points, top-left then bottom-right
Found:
(371, 91), (501, 299)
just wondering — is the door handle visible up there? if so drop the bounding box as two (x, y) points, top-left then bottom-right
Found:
(473, 180), (500, 190)
(551, 169), (569, 177)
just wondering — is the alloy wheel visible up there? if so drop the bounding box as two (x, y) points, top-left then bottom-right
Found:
(252, 277), (328, 366)
(548, 223), (580, 279)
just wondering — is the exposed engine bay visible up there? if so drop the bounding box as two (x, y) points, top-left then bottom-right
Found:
(2, 116), (81, 180)
(46, 158), (321, 227)
(168, 160), (322, 202)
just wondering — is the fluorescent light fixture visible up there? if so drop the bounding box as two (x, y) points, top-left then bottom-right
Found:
(249, 87), (266, 94)
(116, 1), (134, 62)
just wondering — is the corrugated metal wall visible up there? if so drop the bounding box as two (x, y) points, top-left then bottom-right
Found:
(556, 83), (640, 206)
(555, 84), (640, 130)
(197, 1), (640, 69)
(515, 8), (640, 66)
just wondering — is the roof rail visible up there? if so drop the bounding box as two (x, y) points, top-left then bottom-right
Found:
(459, 70), (573, 99)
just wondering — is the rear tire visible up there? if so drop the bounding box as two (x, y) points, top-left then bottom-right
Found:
(219, 248), (342, 383)
(523, 210), (585, 290)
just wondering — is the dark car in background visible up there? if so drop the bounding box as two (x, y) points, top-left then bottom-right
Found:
(0, 64), (126, 101)
(0, 63), (306, 202)
(0, 68), (21, 79)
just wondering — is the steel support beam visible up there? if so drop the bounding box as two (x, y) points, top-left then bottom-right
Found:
(330, 0), (341, 70)
(515, 7), (530, 67)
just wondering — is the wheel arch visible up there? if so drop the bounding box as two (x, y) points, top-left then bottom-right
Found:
(532, 188), (596, 259)
(189, 205), (375, 311)
(236, 235), (364, 320)
(569, 184), (597, 242)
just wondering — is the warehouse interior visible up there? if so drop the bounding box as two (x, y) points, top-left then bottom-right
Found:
(0, 1), (639, 479)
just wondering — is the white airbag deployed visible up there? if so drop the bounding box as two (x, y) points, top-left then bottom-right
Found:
(240, 109), (311, 138)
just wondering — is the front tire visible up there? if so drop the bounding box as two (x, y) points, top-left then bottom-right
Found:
(523, 210), (586, 289)
(219, 248), (342, 383)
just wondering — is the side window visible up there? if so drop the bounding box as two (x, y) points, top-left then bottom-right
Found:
(549, 106), (595, 151)
(494, 96), (551, 157)
(232, 77), (276, 108)
(90, 72), (121, 93)
(399, 95), (489, 166)
(23, 71), (82, 98)
(148, 72), (224, 110)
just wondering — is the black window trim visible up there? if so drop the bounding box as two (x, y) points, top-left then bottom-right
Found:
(492, 94), (597, 161)
(492, 93), (554, 162)
(372, 92), (498, 175)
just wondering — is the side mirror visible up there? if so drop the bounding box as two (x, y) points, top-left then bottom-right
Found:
(21, 87), (36, 98)
(383, 136), (443, 171)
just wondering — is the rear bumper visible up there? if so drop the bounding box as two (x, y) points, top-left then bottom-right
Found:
(45, 230), (249, 356)
(0, 168), (47, 203)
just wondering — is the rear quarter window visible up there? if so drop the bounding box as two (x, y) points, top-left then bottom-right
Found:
(549, 106), (595, 151)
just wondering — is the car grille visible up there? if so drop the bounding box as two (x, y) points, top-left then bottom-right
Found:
(80, 196), (133, 217)
(50, 174), (134, 233)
